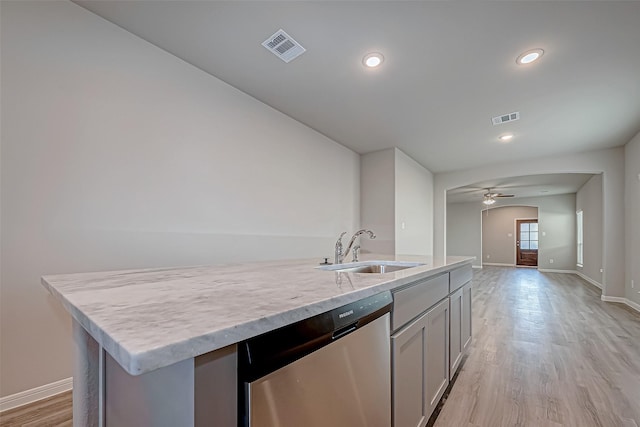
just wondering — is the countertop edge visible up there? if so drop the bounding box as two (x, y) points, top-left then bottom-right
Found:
(42, 257), (474, 375)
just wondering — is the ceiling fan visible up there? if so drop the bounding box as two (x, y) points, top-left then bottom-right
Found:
(482, 188), (514, 205)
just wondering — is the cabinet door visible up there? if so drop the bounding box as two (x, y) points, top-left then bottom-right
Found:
(392, 312), (429, 427)
(462, 282), (472, 352)
(449, 287), (463, 377)
(425, 298), (449, 417)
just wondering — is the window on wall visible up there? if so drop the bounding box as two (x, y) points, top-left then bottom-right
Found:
(576, 210), (583, 267)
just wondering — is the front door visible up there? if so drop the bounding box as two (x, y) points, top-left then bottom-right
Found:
(516, 219), (538, 267)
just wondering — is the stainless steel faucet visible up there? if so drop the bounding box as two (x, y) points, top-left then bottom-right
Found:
(335, 229), (376, 264)
(334, 232), (347, 264)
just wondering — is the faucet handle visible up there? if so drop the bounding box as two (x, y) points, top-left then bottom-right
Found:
(352, 245), (360, 262)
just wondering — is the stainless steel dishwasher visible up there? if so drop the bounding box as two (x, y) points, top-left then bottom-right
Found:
(238, 291), (392, 427)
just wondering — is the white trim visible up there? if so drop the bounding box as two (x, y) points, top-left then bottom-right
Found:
(600, 295), (640, 314)
(575, 271), (603, 289)
(472, 265), (483, 269)
(625, 298), (640, 313)
(539, 269), (577, 274)
(483, 262), (515, 267)
(0, 377), (72, 412)
(601, 295), (626, 303)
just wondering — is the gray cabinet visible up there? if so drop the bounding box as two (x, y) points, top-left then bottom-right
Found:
(449, 280), (472, 379)
(462, 281), (472, 353)
(392, 310), (429, 427)
(424, 298), (450, 417)
(448, 264), (472, 379)
(449, 287), (463, 376)
(391, 264), (472, 427)
(391, 298), (449, 427)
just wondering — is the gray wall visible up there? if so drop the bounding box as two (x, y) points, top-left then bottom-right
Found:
(626, 133), (640, 306)
(0, 1), (360, 397)
(436, 147), (625, 297)
(395, 149), (433, 256)
(361, 148), (434, 256)
(446, 202), (481, 267)
(482, 206), (538, 266)
(447, 194), (577, 271)
(576, 174), (604, 286)
(361, 149), (396, 254)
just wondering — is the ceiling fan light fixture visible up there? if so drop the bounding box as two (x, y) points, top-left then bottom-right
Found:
(483, 197), (496, 205)
(498, 133), (514, 142)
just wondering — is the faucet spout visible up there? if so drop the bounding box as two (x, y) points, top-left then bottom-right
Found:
(342, 229), (376, 263)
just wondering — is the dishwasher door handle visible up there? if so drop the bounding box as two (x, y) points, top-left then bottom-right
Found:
(332, 323), (358, 340)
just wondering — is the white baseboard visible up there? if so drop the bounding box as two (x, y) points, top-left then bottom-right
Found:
(539, 268), (577, 274)
(575, 271), (603, 289)
(472, 265), (482, 269)
(0, 377), (72, 412)
(626, 298), (640, 313)
(601, 295), (640, 314)
(483, 262), (515, 267)
(601, 295), (626, 303)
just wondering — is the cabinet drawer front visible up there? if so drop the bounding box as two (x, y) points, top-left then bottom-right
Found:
(450, 264), (472, 293)
(392, 273), (449, 331)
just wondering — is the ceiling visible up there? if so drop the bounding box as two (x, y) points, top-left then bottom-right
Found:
(446, 173), (595, 204)
(74, 1), (640, 176)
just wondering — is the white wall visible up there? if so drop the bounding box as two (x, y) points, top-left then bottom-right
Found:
(395, 149), (433, 255)
(360, 149), (395, 254)
(625, 132), (640, 306)
(435, 147), (625, 297)
(0, 1), (360, 397)
(482, 206), (538, 266)
(576, 174), (604, 286)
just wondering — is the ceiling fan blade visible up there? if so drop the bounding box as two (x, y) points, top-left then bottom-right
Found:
(495, 194), (515, 198)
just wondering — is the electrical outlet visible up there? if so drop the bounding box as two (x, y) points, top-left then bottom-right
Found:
(486, 254), (490, 259)
(401, 221), (406, 230)
(632, 280), (635, 289)
(549, 259), (554, 264)
(600, 268), (603, 273)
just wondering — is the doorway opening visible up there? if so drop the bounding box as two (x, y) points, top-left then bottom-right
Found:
(516, 219), (538, 267)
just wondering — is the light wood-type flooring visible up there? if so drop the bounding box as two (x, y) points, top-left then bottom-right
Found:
(0, 390), (71, 427)
(1, 267), (638, 426)
(434, 267), (640, 427)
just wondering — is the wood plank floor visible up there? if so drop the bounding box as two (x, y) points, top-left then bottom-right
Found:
(434, 267), (640, 427)
(0, 390), (72, 427)
(1, 267), (638, 426)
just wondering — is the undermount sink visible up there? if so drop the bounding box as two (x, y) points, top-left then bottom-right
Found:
(317, 261), (424, 274)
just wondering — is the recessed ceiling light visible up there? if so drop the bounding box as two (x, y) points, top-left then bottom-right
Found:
(516, 48), (544, 65)
(498, 134), (514, 142)
(363, 52), (384, 68)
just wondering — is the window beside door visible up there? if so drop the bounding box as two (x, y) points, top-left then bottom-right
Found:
(576, 210), (583, 267)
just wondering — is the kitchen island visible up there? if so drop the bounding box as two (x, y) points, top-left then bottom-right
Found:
(42, 254), (473, 427)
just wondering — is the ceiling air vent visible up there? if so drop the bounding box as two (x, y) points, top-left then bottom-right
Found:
(262, 29), (306, 63)
(491, 111), (520, 126)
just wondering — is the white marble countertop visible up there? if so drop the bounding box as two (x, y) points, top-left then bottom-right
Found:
(42, 254), (473, 376)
